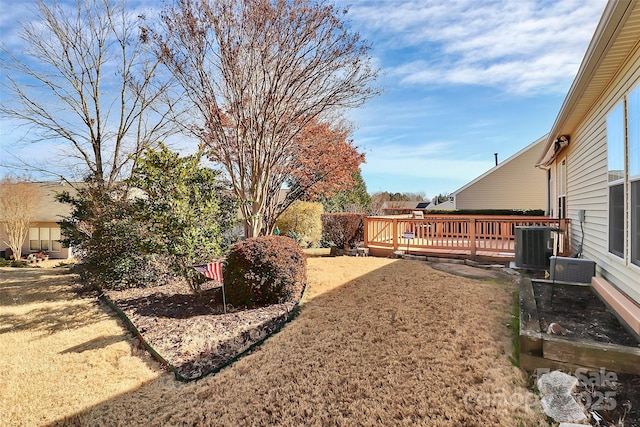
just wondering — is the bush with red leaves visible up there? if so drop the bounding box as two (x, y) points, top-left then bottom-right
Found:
(223, 236), (306, 308)
(321, 213), (366, 248)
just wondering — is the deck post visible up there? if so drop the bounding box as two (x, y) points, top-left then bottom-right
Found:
(469, 218), (477, 256)
(364, 217), (369, 248)
(392, 219), (398, 251)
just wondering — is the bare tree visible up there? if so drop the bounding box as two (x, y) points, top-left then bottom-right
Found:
(1, 0), (181, 188)
(0, 177), (39, 260)
(369, 191), (429, 216)
(157, 0), (378, 237)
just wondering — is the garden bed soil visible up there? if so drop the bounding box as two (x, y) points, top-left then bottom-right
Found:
(532, 281), (639, 346)
(532, 281), (640, 426)
(104, 281), (299, 379)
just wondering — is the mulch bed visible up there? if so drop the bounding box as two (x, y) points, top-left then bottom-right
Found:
(532, 281), (640, 426)
(104, 281), (299, 380)
(532, 281), (638, 346)
(573, 373), (640, 427)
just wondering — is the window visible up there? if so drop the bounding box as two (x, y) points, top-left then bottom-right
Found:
(607, 103), (625, 257)
(29, 228), (39, 251)
(633, 181), (640, 266)
(607, 85), (640, 266)
(28, 227), (62, 252)
(629, 88), (640, 266)
(557, 158), (567, 218)
(40, 228), (49, 251)
(608, 184), (624, 257)
(51, 228), (61, 252)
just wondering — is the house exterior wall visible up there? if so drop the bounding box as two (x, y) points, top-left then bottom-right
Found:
(0, 182), (74, 260)
(552, 40), (640, 305)
(26, 222), (70, 260)
(454, 138), (547, 210)
(0, 222), (71, 260)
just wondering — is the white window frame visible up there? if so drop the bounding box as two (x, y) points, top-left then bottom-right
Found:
(28, 227), (62, 253)
(629, 86), (640, 266)
(557, 157), (567, 219)
(607, 84), (640, 266)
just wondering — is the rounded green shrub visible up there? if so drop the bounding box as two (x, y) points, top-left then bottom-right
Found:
(223, 236), (306, 308)
(275, 201), (323, 248)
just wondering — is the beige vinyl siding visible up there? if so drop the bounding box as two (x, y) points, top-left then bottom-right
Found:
(0, 182), (74, 260)
(563, 40), (640, 304)
(455, 139), (546, 210)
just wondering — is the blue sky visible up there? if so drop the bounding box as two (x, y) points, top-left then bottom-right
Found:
(0, 0), (606, 198)
(345, 0), (605, 196)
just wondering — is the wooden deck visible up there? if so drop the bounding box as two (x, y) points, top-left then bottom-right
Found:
(364, 215), (571, 262)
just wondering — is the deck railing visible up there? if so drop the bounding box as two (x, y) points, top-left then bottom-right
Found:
(364, 215), (571, 258)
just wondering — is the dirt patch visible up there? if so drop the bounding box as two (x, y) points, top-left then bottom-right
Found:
(532, 281), (640, 426)
(430, 262), (510, 281)
(572, 372), (640, 427)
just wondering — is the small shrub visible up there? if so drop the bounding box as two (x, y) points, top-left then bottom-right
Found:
(275, 201), (323, 248)
(224, 236), (306, 308)
(0, 258), (30, 268)
(321, 213), (366, 248)
(88, 254), (176, 291)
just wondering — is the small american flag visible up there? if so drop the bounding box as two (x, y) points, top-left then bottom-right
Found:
(193, 261), (223, 282)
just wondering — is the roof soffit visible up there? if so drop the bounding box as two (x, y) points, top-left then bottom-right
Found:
(544, 0), (640, 155)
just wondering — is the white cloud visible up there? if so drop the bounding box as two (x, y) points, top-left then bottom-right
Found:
(362, 140), (491, 183)
(349, 0), (606, 94)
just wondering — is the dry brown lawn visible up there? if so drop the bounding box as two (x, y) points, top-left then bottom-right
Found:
(1, 258), (548, 426)
(0, 267), (162, 426)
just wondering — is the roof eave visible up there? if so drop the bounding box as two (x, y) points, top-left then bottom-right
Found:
(538, 0), (636, 166)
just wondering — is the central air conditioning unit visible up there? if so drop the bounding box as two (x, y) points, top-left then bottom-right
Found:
(515, 226), (557, 270)
(549, 256), (596, 283)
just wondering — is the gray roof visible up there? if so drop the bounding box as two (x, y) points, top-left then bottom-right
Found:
(381, 201), (432, 210)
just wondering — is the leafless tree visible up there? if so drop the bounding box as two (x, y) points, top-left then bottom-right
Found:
(157, 0), (378, 237)
(1, 0), (181, 188)
(0, 177), (39, 260)
(369, 191), (429, 216)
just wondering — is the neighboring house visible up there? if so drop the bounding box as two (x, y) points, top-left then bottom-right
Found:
(0, 182), (74, 260)
(380, 201), (432, 216)
(452, 136), (547, 210)
(536, 0), (640, 332)
(427, 199), (454, 211)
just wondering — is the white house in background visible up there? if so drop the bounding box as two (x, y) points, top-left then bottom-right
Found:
(451, 136), (548, 211)
(536, 0), (640, 333)
(0, 182), (73, 260)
